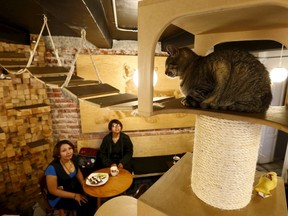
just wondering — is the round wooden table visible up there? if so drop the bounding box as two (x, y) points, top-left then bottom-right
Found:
(83, 167), (133, 208)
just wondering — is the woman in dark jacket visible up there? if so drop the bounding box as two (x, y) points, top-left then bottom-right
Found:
(100, 119), (133, 172)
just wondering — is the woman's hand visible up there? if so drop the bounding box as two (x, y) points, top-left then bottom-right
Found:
(73, 193), (88, 206)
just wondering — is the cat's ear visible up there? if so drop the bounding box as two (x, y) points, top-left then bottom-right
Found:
(166, 45), (179, 57)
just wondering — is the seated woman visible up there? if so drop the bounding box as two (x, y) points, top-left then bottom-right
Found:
(99, 119), (134, 172)
(45, 140), (95, 216)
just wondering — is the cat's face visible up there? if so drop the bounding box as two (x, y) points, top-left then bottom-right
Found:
(165, 45), (194, 79)
(165, 56), (180, 78)
(165, 45), (182, 78)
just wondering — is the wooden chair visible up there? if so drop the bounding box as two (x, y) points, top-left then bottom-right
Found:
(39, 175), (74, 216)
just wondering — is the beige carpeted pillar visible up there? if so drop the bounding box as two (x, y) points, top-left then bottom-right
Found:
(191, 115), (261, 210)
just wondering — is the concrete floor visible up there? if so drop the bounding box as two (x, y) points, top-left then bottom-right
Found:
(256, 160), (284, 176)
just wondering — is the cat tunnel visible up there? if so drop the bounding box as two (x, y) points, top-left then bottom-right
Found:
(192, 115), (261, 210)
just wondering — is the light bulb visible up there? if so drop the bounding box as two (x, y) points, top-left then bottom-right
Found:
(133, 70), (158, 87)
(270, 67), (288, 83)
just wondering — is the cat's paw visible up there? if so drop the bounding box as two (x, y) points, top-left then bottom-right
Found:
(181, 96), (200, 107)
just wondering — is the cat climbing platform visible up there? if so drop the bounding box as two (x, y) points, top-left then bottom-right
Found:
(137, 0), (288, 215)
(138, 152), (287, 216)
(26, 66), (86, 87)
(35, 75), (85, 86)
(64, 83), (120, 99)
(85, 93), (138, 108)
(154, 98), (288, 134)
(137, 0), (288, 116)
(27, 66), (70, 77)
(27, 67), (138, 107)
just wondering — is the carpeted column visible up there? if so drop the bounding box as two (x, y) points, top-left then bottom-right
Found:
(191, 115), (261, 210)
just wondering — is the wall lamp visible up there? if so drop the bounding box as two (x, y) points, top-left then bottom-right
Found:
(133, 70), (158, 87)
(270, 45), (288, 83)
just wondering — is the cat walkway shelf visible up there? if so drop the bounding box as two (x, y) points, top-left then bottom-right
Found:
(84, 93), (138, 108)
(27, 66), (70, 77)
(64, 83), (120, 99)
(154, 98), (288, 134)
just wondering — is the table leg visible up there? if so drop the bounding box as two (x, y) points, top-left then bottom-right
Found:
(97, 197), (101, 208)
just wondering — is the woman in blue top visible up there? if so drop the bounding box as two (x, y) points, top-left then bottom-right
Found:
(45, 140), (95, 215)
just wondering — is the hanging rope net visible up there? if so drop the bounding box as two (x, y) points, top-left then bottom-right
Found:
(26, 15), (62, 68)
(191, 115), (261, 210)
(1, 14), (103, 88)
(0, 14), (62, 76)
(61, 29), (102, 88)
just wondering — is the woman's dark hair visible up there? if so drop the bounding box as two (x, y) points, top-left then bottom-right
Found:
(108, 119), (123, 130)
(52, 140), (75, 159)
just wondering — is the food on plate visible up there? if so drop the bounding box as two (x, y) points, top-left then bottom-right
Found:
(88, 173), (107, 185)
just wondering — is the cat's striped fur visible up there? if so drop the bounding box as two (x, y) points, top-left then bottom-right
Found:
(165, 45), (272, 112)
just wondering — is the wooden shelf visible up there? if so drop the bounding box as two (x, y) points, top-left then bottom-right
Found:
(85, 93), (138, 108)
(0, 52), (27, 59)
(138, 152), (287, 216)
(0, 60), (28, 67)
(14, 103), (51, 116)
(27, 66), (70, 77)
(36, 75), (84, 85)
(0, 66), (24, 73)
(61, 80), (100, 87)
(153, 98), (288, 133)
(27, 139), (49, 153)
(108, 96), (175, 111)
(65, 83), (119, 99)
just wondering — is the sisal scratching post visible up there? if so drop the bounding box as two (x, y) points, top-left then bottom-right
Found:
(191, 115), (261, 210)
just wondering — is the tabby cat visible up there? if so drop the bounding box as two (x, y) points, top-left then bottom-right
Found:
(165, 45), (272, 113)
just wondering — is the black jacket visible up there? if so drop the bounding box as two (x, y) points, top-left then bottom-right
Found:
(99, 132), (133, 167)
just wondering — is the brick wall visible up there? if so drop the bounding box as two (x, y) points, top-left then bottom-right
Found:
(43, 36), (194, 146)
(47, 87), (82, 142)
(44, 36), (176, 145)
(0, 36), (193, 213)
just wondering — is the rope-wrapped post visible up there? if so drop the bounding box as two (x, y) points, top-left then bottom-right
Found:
(191, 115), (261, 210)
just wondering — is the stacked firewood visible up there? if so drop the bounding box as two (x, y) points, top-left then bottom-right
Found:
(0, 71), (53, 211)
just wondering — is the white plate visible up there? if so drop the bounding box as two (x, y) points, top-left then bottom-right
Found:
(86, 173), (109, 186)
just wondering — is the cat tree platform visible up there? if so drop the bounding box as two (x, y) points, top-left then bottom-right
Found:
(137, 152), (287, 216)
(137, 0), (288, 116)
(94, 152), (286, 216)
(153, 98), (288, 134)
(136, 0), (288, 215)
